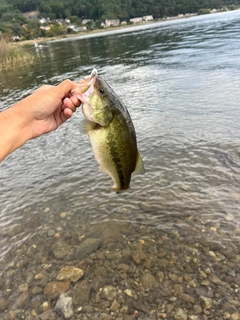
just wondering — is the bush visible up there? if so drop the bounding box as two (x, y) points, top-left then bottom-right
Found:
(0, 37), (35, 70)
(198, 8), (211, 15)
(46, 24), (64, 37)
(229, 5), (236, 10)
(221, 6), (228, 11)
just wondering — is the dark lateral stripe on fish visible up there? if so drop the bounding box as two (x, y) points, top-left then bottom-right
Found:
(107, 132), (127, 189)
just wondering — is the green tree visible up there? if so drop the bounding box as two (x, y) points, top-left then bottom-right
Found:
(64, 9), (71, 19)
(69, 15), (79, 24)
(46, 24), (64, 37)
(152, 6), (161, 18)
(198, 8), (211, 14)
(1, 0), (240, 39)
(38, 4), (51, 15)
(50, 3), (65, 19)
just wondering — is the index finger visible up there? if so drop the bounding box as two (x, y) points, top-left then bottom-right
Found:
(56, 79), (78, 97)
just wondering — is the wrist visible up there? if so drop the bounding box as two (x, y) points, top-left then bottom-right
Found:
(0, 102), (32, 161)
(11, 99), (33, 140)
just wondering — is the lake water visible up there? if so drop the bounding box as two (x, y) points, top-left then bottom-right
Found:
(0, 11), (240, 319)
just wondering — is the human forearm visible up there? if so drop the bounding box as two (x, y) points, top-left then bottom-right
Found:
(0, 80), (80, 162)
(0, 102), (31, 162)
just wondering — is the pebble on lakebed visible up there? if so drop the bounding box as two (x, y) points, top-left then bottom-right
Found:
(0, 218), (240, 320)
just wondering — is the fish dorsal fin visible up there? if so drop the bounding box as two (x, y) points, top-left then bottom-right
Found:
(133, 152), (145, 175)
(80, 119), (98, 134)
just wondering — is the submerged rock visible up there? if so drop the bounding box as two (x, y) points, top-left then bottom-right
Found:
(40, 300), (51, 312)
(179, 292), (195, 304)
(51, 241), (72, 260)
(72, 280), (91, 305)
(74, 238), (102, 260)
(140, 273), (157, 290)
(54, 293), (74, 319)
(91, 275), (106, 292)
(110, 299), (120, 311)
(31, 294), (47, 309)
(39, 309), (56, 320)
(174, 308), (188, 320)
(43, 281), (71, 300)
(56, 266), (84, 282)
(0, 297), (9, 312)
(101, 285), (117, 301)
(199, 296), (213, 309)
(7, 225), (24, 237)
(13, 290), (30, 309)
(132, 300), (149, 314)
(132, 241), (146, 264)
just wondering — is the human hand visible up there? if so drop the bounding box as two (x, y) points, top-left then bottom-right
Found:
(16, 79), (81, 139)
(0, 79), (81, 162)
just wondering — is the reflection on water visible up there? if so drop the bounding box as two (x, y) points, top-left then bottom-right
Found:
(0, 10), (240, 319)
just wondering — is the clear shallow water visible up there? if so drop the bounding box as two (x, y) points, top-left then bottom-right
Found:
(0, 11), (240, 313)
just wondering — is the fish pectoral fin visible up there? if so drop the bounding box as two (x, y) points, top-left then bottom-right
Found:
(133, 152), (145, 175)
(80, 119), (99, 134)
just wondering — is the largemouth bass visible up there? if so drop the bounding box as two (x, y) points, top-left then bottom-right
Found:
(73, 69), (145, 192)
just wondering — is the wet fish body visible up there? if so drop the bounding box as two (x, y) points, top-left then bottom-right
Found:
(73, 70), (144, 192)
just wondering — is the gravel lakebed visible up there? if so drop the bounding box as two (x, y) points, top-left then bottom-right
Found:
(0, 211), (240, 320)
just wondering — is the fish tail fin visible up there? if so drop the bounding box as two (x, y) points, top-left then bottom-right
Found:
(108, 185), (130, 194)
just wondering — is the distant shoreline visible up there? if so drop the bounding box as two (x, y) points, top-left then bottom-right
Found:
(13, 20), (157, 46)
(13, 9), (240, 46)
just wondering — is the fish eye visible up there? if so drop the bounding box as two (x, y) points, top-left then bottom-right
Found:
(99, 88), (105, 94)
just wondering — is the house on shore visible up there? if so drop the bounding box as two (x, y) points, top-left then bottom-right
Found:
(82, 19), (92, 25)
(102, 19), (120, 27)
(39, 18), (47, 24)
(130, 17), (143, 24)
(73, 26), (87, 32)
(143, 15), (153, 22)
(130, 15), (154, 24)
(40, 26), (50, 31)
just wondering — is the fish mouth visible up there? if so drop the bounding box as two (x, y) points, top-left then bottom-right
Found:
(90, 68), (98, 79)
(71, 69), (98, 104)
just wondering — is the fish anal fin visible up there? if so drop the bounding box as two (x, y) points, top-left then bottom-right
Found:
(133, 152), (145, 175)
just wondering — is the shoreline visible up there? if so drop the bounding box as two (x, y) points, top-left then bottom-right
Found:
(13, 9), (239, 46)
(12, 21), (156, 46)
